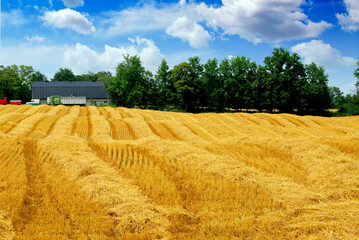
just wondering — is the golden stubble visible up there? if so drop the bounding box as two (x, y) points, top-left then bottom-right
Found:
(0, 105), (358, 239)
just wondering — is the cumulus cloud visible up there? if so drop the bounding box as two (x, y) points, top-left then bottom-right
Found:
(166, 16), (211, 48)
(337, 0), (359, 32)
(0, 38), (163, 79)
(42, 9), (95, 35)
(62, 0), (84, 8)
(102, 4), (182, 36)
(101, 0), (332, 46)
(195, 0), (332, 43)
(291, 40), (357, 68)
(2, 9), (28, 26)
(25, 35), (45, 44)
(0, 45), (66, 78)
(63, 37), (164, 74)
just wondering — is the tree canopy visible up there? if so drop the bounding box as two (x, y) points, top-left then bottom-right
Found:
(355, 61), (359, 96)
(2, 48), (357, 116)
(103, 48), (337, 115)
(0, 65), (35, 102)
(52, 68), (76, 81)
(106, 55), (151, 108)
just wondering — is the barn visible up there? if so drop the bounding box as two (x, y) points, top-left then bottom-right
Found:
(31, 81), (109, 106)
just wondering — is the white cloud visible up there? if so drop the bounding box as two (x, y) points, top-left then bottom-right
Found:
(291, 40), (357, 68)
(25, 35), (45, 44)
(0, 45), (67, 78)
(101, 4), (183, 36)
(63, 37), (163, 74)
(62, 0), (84, 8)
(337, 0), (359, 32)
(166, 16), (211, 48)
(2, 9), (28, 26)
(0, 38), (163, 79)
(42, 9), (95, 35)
(99, 0), (332, 46)
(195, 0), (332, 43)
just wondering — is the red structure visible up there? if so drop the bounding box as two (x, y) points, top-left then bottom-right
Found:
(0, 98), (7, 105)
(10, 100), (21, 105)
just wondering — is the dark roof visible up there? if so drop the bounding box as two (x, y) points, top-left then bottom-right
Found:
(32, 81), (105, 87)
(32, 81), (108, 99)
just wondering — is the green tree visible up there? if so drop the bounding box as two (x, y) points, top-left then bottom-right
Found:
(305, 62), (331, 112)
(144, 70), (159, 108)
(32, 71), (48, 82)
(218, 59), (232, 108)
(188, 57), (204, 110)
(52, 68), (76, 81)
(0, 65), (34, 102)
(96, 71), (112, 82)
(264, 48), (307, 112)
(354, 61), (359, 96)
(203, 58), (225, 111)
(338, 94), (359, 115)
(75, 72), (97, 81)
(252, 65), (271, 111)
(188, 57), (204, 81)
(328, 63), (359, 116)
(223, 56), (252, 110)
(329, 86), (344, 109)
(107, 55), (150, 107)
(155, 59), (175, 108)
(171, 62), (198, 111)
(75, 71), (112, 82)
(246, 61), (259, 109)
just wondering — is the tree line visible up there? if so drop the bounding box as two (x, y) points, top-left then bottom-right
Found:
(330, 63), (359, 115)
(1, 48), (358, 115)
(106, 48), (357, 115)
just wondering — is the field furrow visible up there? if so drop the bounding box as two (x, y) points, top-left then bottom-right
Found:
(79, 107), (89, 117)
(39, 137), (170, 239)
(26, 115), (62, 139)
(72, 117), (92, 140)
(108, 119), (136, 140)
(0, 105), (358, 239)
(89, 141), (283, 239)
(104, 107), (123, 119)
(117, 108), (135, 118)
(4, 139), (118, 239)
(97, 107), (112, 118)
(0, 114), (32, 134)
(183, 123), (213, 141)
(146, 121), (179, 140)
(15, 106), (32, 114)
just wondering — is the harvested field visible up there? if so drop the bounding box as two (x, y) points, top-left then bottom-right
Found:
(1, 105), (359, 239)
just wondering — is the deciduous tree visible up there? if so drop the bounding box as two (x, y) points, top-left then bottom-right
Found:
(305, 62), (331, 112)
(264, 48), (307, 112)
(52, 68), (76, 81)
(171, 62), (199, 111)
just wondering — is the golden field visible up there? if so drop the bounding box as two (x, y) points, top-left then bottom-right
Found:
(0, 105), (359, 239)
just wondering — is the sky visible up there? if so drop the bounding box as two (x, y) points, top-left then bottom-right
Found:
(0, 0), (358, 94)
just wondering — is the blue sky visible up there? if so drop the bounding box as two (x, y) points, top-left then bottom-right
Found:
(1, 0), (358, 93)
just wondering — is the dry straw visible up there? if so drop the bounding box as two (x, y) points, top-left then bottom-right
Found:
(0, 105), (359, 239)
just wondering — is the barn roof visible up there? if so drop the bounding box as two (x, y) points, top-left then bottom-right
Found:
(31, 81), (108, 99)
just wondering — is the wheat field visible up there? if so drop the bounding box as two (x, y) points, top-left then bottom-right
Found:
(0, 105), (359, 239)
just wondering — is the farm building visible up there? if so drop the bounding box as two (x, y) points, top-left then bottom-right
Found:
(31, 81), (109, 106)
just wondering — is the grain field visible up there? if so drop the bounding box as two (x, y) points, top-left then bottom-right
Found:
(0, 105), (359, 239)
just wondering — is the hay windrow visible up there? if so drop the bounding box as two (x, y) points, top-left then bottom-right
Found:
(0, 105), (359, 239)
